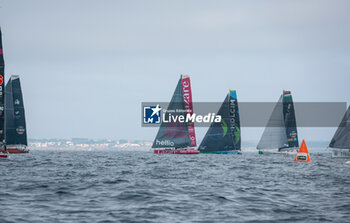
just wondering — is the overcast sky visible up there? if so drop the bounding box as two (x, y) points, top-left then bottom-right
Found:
(0, 0), (349, 142)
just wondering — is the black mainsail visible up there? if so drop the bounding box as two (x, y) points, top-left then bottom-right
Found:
(5, 76), (27, 146)
(283, 91), (298, 148)
(329, 106), (350, 149)
(152, 75), (196, 149)
(257, 90), (299, 151)
(0, 27), (5, 146)
(199, 90), (241, 153)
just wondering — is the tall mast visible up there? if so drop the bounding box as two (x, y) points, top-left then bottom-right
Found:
(0, 27), (5, 145)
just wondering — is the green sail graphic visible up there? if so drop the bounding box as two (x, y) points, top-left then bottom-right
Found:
(222, 120), (228, 137)
(234, 126), (240, 145)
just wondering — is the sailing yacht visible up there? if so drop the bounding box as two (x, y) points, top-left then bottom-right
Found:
(152, 75), (199, 154)
(0, 28), (28, 155)
(329, 106), (350, 157)
(257, 90), (299, 153)
(4, 75), (28, 153)
(198, 90), (241, 154)
(0, 27), (8, 158)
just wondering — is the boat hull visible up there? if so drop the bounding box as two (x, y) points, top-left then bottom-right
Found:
(0, 153), (8, 158)
(0, 145), (29, 154)
(332, 149), (350, 158)
(201, 150), (242, 154)
(154, 148), (200, 154)
(279, 147), (298, 153)
(258, 148), (298, 154)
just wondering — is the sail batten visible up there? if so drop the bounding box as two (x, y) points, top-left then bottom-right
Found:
(152, 75), (196, 149)
(199, 90), (241, 152)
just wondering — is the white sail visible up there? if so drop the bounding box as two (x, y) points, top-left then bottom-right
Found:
(257, 95), (288, 150)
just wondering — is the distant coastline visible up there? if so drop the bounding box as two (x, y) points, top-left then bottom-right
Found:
(28, 138), (330, 152)
(29, 138), (152, 151)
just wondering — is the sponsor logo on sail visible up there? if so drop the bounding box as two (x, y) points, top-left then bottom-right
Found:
(0, 76), (3, 97)
(16, 126), (25, 135)
(155, 139), (174, 146)
(181, 76), (196, 146)
(15, 110), (21, 119)
(182, 80), (191, 111)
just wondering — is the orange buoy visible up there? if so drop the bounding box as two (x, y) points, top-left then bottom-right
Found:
(294, 140), (311, 162)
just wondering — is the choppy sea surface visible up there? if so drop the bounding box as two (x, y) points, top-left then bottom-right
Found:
(1, 150), (350, 223)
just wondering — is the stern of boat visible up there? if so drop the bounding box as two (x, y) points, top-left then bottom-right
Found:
(1, 145), (29, 154)
(332, 149), (350, 158)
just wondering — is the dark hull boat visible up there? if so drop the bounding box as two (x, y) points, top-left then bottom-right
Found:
(1, 146), (28, 154)
(0, 153), (7, 158)
(2, 75), (28, 154)
(198, 90), (241, 154)
(257, 90), (299, 153)
(152, 75), (199, 154)
(329, 106), (350, 157)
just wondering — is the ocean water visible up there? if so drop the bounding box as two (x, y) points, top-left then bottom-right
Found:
(1, 150), (350, 223)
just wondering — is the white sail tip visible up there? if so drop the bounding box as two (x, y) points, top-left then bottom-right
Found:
(10, 75), (19, 80)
